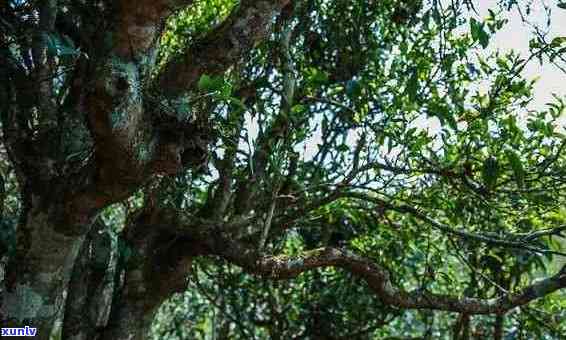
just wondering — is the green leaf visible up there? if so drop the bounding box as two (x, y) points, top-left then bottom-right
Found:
(229, 97), (246, 112)
(558, 2), (566, 10)
(470, 18), (490, 48)
(346, 79), (362, 98)
(291, 104), (306, 114)
(530, 192), (553, 204)
(551, 37), (566, 47)
(306, 68), (329, 87)
(482, 156), (499, 190)
(429, 102), (456, 129)
(44, 32), (79, 56)
(44, 32), (59, 55)
(506, 150), (525, 188)
(197, 74), (225, 92)
(197, 74), (213, 91)
(405, 70), (418, 101)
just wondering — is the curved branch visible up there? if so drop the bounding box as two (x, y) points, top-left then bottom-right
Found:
(218, 245), (566, 315)
(129, 206), (566, 316)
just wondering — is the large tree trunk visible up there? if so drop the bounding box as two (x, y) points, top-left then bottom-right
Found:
(101, 281), (166, 340)
(99, 208), (201, 340)
(62, 219), (118, 340)
(0, 1), (289, 337)
(2, 203), (92, 339)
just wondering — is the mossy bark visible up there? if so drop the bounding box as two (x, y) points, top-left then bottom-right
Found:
(2, 206), (90, 339)
(100, 210), (200, 340)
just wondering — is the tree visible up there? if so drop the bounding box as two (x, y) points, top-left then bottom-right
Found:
(1, 0), (566, 339)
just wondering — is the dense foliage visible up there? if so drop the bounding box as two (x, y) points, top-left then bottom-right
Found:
(148, 1), (566, 337)
(1, 0), (566, 339)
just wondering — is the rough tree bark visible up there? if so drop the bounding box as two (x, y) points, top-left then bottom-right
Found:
(99, 208), (202, 340)
(0, 1), (290, 338)
(2, 1), (565, 339)
(62, 219), (118, 340)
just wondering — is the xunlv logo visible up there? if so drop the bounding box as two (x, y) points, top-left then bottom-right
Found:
(1, 326), (37, 337)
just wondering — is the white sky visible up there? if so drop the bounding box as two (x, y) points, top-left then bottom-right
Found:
(476, 0), (566, 109)
(248, 2), (566, 159)
(417, 0), (566, 136)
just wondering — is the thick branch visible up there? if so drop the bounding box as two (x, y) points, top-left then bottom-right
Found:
(0, 37), (39, 181)
(0, 172), (3, 219)
(113, 0), (194, 60)
(62, 218), (118, 340)
(33, 0), (58, 128)
(123, 206), (566, 316)
(218, 245), (566, 315)
(80, 1), (288, 214)
(155, 0), (290, 97)
(101, 205), (205, 339)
